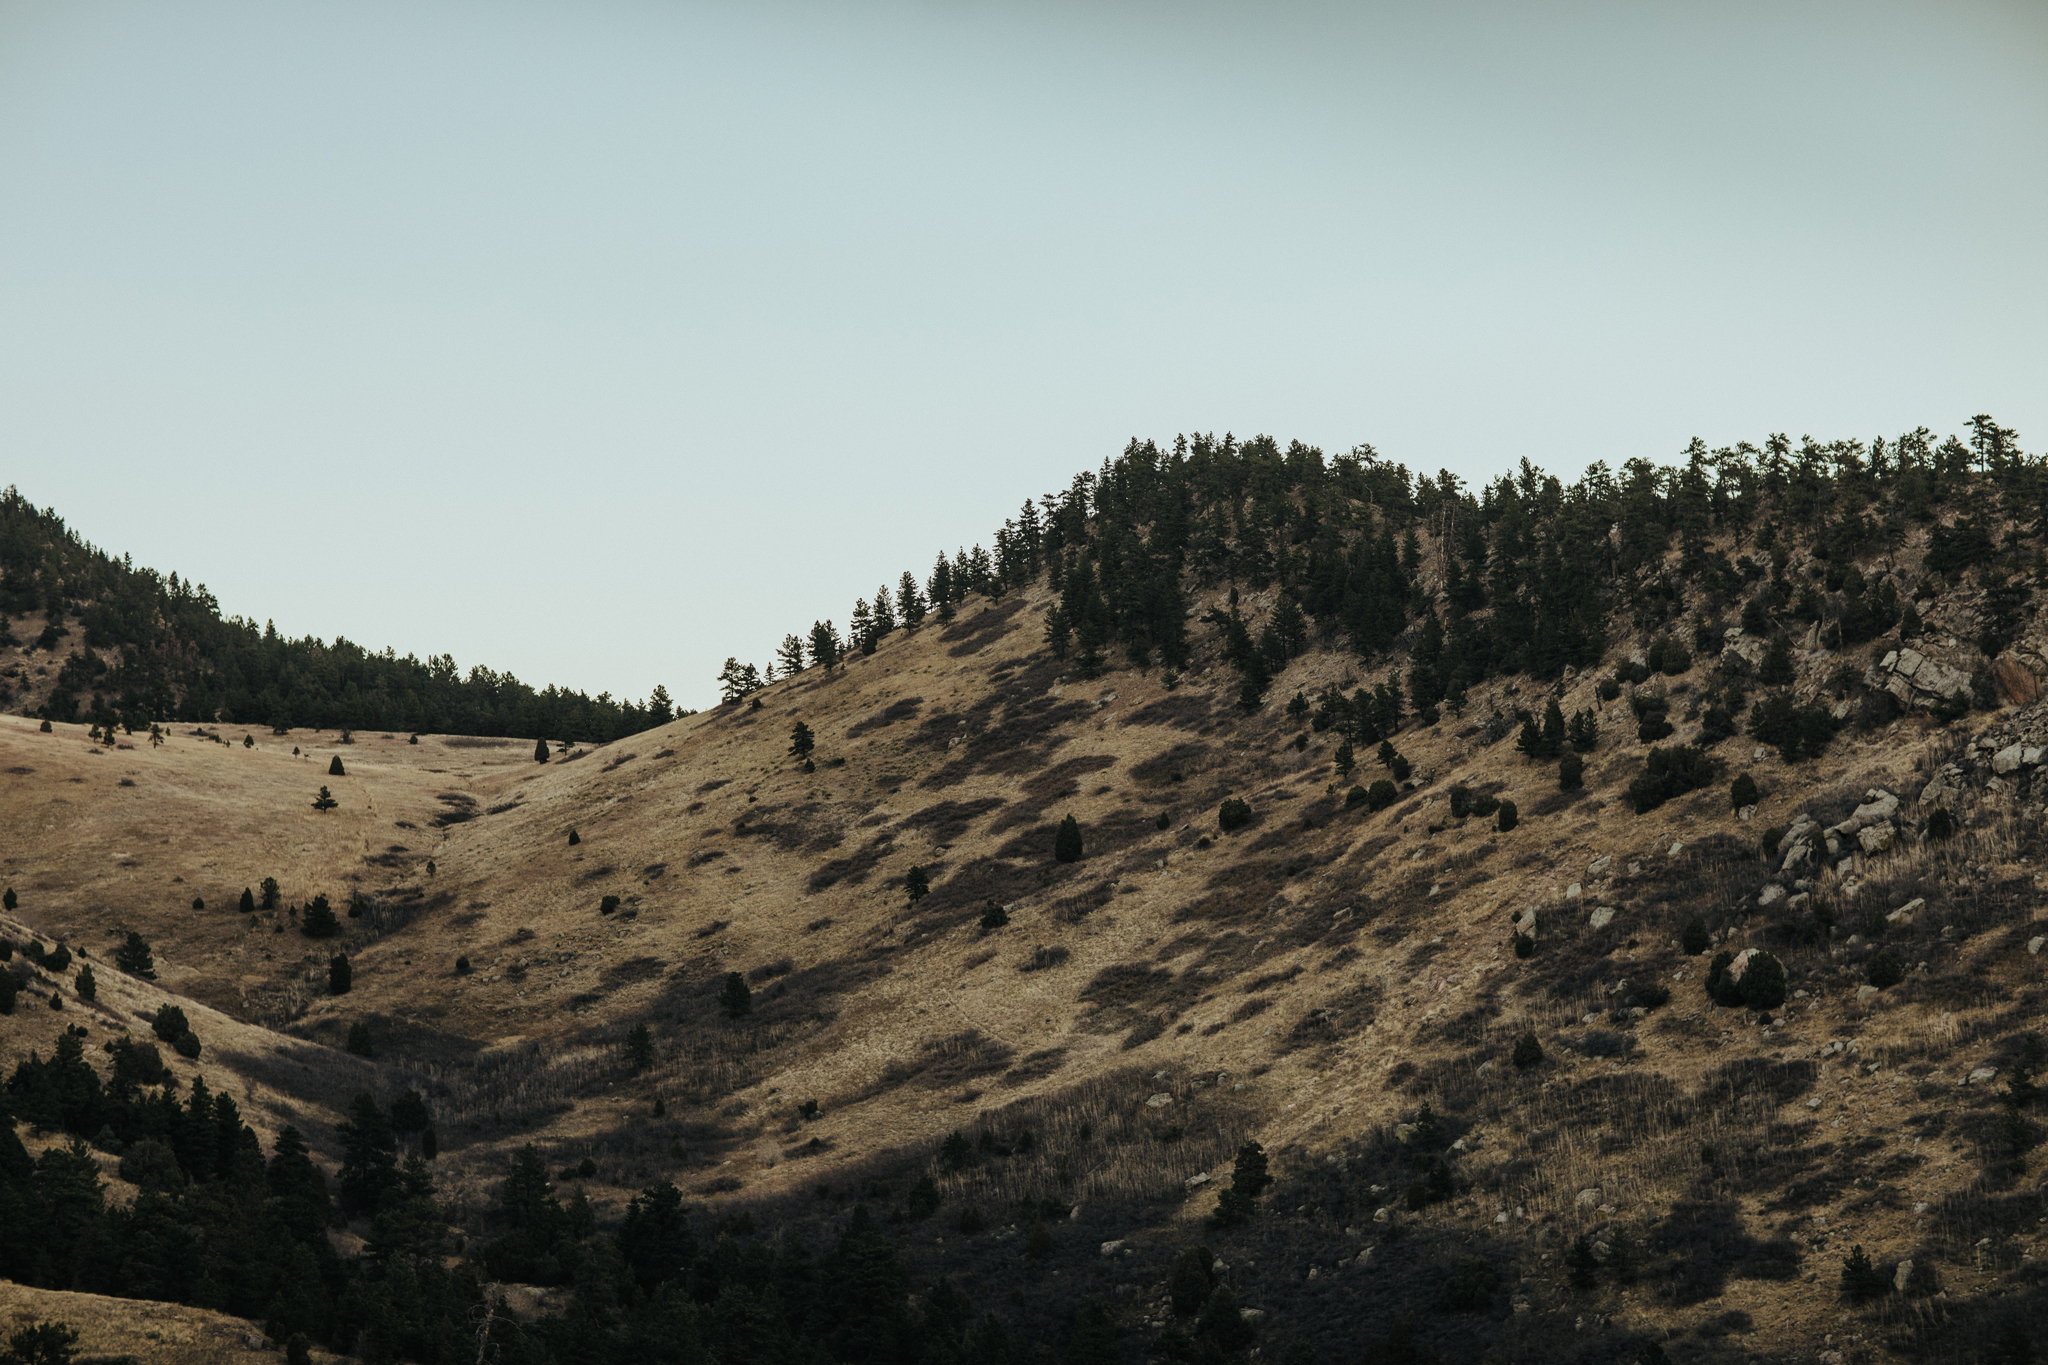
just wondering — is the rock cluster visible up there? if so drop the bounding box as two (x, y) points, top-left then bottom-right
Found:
(1865, 648), (1975, 708)
(1776, 788), (1900, 872)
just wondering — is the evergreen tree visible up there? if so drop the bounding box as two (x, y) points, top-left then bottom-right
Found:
(389, 1090), (430, 1133)
(73, 966), (93, 1001)
(872, 584), (896, 637)
(1758, 634), (1796, 685)
(1567, 708), (1599, 751)
(346, 1022), (375, 1057)
(1333, 740), (1355, 779)
(114, 931), (156, 979)
(808, 620), (843, 670)
(789, 721), (816, 764)
(329, 954), (352, 995)
(850, 598), (876, 654)
(1054, 814), (1083, 863)
(336, 1092), (399, 1215)
(626, 1023), (654, 1072)
(328, 755), (345, 776)
(3, 888), (15, 910)
(301, 894), (340, 938)
(719, 971), (753, 1018)
(777, 633), (809, 676)
(238, 886), (256, 914)
(717, 657), (764, 703)
(905, 865), (930, 906)
(260, 877), (280, 909)
(1731, 772), (1760, 809)
(310, 785), (338, 812)
(534, 735), (549, 763)
(897, 572), (927, 628)
(1540, 697), (1566, 756)
(1558, 751), (1585, 790)
(929, 552), (956, 620)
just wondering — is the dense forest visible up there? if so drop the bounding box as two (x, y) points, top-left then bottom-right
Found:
(735, 418), (2034, 729)
(0, 487), (679, 741)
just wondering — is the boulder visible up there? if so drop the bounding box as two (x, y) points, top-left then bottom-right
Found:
(1968, 1066), (1998, 1085)
(1894, 1259), (1915, 1293)
(1587, 855), (1613, 877)
(1994, 744), (2025, 775)
(1886, 898), (1924, 924)
(1857, 984), (1881, 1001)
(1564, 882), (1582, 900)
(2029, 936), (2046, 956)
(1867, 648), (1975, 709)
(1588, 907), (1615, 930)
(1758, 884), (1787, 907)
(1184, 1172), (1211, 1189)
(1145, 1093), (1174, 1108)
(1575, 1187), (1601, 1208)
(1858, 823), (1896, 855)
(1099, 1240), (1126, 1257)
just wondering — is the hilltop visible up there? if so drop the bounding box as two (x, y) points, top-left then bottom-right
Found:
(5, 422), (2048, 1364)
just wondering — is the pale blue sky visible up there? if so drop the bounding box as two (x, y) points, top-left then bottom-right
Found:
(3, 1), (2044, 709)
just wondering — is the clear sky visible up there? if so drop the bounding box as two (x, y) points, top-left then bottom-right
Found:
(3, 1), (2044, 711)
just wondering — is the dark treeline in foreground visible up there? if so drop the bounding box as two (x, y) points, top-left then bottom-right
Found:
(0, 486), (678, 740)
(726, 418), (2032, 720)
(1, 1027), (1139, 1365)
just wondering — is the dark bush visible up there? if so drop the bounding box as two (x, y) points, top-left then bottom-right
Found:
(1867, 950), (1904, 989)
(1438, 1256), (1497, 1312)
(1681, 918), (1710, 956)
(1343, 785), (1368, 809)
(979, 901), (1010, 931)
(1559, 751), (1584, 790)
(1731, 773), (1759, 809)
(1749, 690), (1840, 762)
(1632, 982), (1672, 1010)
(1739, 951), (1787, 1009)
(1054, 814), (1084, 862)
(599, 895), (621, 916)
(1511, 1032), (1543, 1068)
(1218, 798), (1253, 833)
(152, 1004), (189, 1043)
(1495, 799), (1518, 833)
(1927, 808), (1957, 842)
(1367, 779), (1398, 811)
(345, 1022), (375, 1057)
(1629, 745), (1714, 813)
(172, 1031), (202, 1059)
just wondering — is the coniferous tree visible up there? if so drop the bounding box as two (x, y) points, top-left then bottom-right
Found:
(928, 552), (956, 621)
(2, 888), (14, 910)
(1054, 815), (1083, 863)
(872, 584), (896, 637)
(808, 620), (842, 670)
(788, 720), (816, 764)
(260, 877), (280, 909)
(336, 1092), (398, 1214)
(238, 886), (256, 914)
(1334, 740), (1355, 779)
(328, 755), (345, 776)
(301, 894), (340, 938)
(74, 965), (94, 1001)
(346, 1022), (376, 1057)
(1758, 634), (1796, 685)
(114, 930), (156, 979)
(897, 572), (927, 628)
(719, 971), (753, 1018)
(777, 633), (808, 676)
(1559, 750), (1585, 790)
(310, 785), (338, 812)
(329, 954), (352, 995)
(534, 735), (549, 763)
(905, 864), (930, 906)
(850, 598), (875, 655)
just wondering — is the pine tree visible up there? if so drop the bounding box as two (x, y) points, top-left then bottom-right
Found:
(534, 735), (549, 763)
(1567, 708), (1600, 752)
(239, 886), (256, 914)
(302, 894), (341, 938)
(260, 877), (280, 909)
(1054, 814), (1083, 863)
(850, 598), (875, 655)
(719, 971), (753, 1018)
(2, 887), (15, 910)
(789, 720), (816, 764)
(717, 657), (763, 703)
(328, 755), (345, 776)
(1758, 634), (1796, 685)
(626, 1023), (654, 1072)
(311, 785), (338, 812)
(777, 633), (808, 676)
(928, 553), (955, 620)
(114, 931), (156, 979)
(897, 572), (927, 628)
(808, 620), (842, 670)
(1540, 697), (1567, 757)
(1334, 740), (1355, 779)
(75, 965), (94, 1001)
(1559, 751), (1585, 790)
(329, 954), (352, 995)
(872, 584), (896, 637)
(905, 864), (930, 906)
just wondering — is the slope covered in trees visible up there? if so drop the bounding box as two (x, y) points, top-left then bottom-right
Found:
(0, 486), (678, 740)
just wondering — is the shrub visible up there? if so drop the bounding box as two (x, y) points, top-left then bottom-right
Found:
(1367, 779), (1398, 811)
(191, 896), (204, 912)
(1558, 751), (1585, 790)
(599, 895), (622, 916)
(568, 828), (581, 846)
(455, 956), (472, 975)
(1628, 745), (1713, 813)
(1739, 950), (1787, 1009)
(74, 966), (94, 1001)
(1495, 799), (1518, 833)
(1511, 1032), (1543, 1068)
(329, 954), (353, 995)
(1596, 676), (1621, 701)
(719, 971), (753, 1018)
(1155, 811), (1172, 829)
(1841, 1244), (1890, 1301)
(1218, 798), (1253, 832)
(152, 1004), (190, 1043)
(1867, 949), (1904, 989)
(1731, 772), (1760, 809)
(45, 944), (69, 972)
(1681, 918), (1710, 956)
(1749, 690), (1839, 762)
(345, 1023), (375, 1058)
(1927, 808), (1957, 842)
(979, 901), (1009, 931)
(1, 888), (13, 911)
(1344, 785), (1368, 809)
(1512, 932), (1534, 959)
(1054, 814), (1084, 862)
(172, 1030), (202, 1059)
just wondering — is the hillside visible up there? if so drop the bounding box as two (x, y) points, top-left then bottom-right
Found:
(6, 423), (2048, 1363)
(0, 486), (679, 740)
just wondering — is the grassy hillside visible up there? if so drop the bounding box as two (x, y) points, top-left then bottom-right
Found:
(6, 423), (2048, 1362)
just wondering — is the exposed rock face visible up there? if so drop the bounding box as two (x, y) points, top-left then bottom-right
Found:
(1721, 628), (1767, 668)
(1866, 648), (1974, 708)
(1994, 655), (2043, 707)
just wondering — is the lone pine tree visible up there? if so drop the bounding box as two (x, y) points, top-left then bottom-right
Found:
(114, 931), (156, 980)
(311, 785), (338, 812)
(328, 754), (345, 776)
(788, 720), (816, 764)
(719, 971), (753, 1018)
(534, 735), (549, 763)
